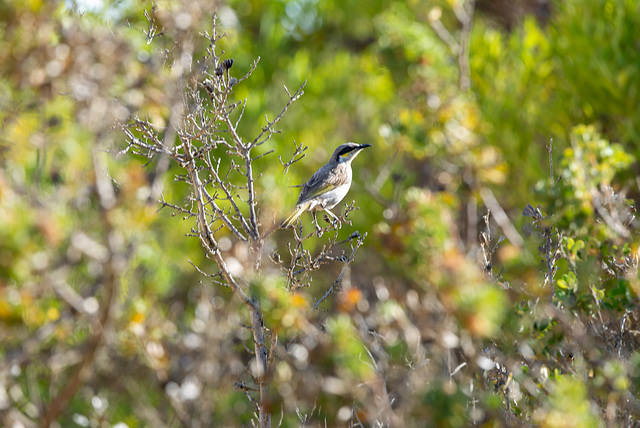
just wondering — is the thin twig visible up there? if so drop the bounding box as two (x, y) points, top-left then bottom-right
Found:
(479, 187), (523, 248)
(250, 82), (306, 149)
(314, 232), (367, 310)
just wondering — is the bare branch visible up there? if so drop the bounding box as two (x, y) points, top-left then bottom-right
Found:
(250, 81), (306, 149)
(279, 141), (308, 173)
(158, 194), (197, 218)
(480, 187), (523, 248)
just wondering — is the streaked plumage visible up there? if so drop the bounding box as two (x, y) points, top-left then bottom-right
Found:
(282, 142), (371, 230)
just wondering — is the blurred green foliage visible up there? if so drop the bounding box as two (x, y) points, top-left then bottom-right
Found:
(1, 0), (640, 426)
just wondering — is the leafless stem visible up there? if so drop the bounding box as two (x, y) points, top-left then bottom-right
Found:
(480, 187), (523, 248)
(279, 141), (308, 172)
(143, 6), (165, 44)
(250, 82), (306, 149)
(244, 147), (260, 240)
(523, 204), (559, 298)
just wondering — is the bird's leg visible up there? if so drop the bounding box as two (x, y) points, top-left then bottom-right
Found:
(312, 211), (323, 237)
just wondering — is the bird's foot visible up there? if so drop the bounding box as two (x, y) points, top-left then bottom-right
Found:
(323, 214), (343, 229)
(316, 226), (323, 238)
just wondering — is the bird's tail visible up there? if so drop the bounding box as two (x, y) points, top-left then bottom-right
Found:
(281, 202), (311, 229)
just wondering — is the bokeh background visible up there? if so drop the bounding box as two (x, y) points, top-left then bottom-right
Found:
(2, 0), (640, 426)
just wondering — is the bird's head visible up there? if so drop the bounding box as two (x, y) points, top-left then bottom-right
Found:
(332, 142), (372, 163)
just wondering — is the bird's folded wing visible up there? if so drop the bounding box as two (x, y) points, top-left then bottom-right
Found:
(297, 167), (348, 203)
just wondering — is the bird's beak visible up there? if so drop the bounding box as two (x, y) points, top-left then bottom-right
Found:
(359, 144), (372, 149)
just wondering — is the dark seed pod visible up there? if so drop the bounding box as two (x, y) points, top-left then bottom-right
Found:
(229, 77), (237, 87)
(214, 65), (224, 76)
(223, 58), (234, 70)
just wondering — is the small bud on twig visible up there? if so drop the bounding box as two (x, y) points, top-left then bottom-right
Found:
(223, 58), (234, 70)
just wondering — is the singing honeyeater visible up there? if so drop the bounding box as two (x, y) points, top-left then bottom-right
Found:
(282, 142), (371, 231)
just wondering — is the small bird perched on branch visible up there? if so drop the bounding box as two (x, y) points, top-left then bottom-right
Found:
(282, 142), (371, 233)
